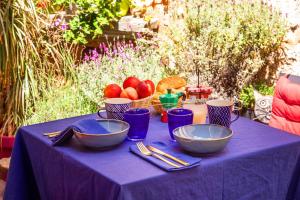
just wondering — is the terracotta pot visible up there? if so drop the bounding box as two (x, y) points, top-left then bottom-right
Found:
(0, 136), (15, 159)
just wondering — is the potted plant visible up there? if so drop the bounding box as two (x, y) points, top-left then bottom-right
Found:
(239, 84), (275, 121)
(0, 91), (15, 159)
(239, 85), (255, 120)
(0, 133), (15, 159)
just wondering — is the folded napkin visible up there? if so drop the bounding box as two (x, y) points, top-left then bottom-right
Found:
(130, 142), (201, 172)
(52, 119), (110, 146)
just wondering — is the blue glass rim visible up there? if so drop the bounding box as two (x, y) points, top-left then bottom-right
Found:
(124, 108), (150, 115)
(167, 108), (193, 116)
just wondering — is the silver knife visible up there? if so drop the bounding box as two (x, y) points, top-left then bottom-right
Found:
(147, 145), (190, 166)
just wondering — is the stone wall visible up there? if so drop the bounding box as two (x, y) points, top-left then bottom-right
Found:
(119, 0), (185, 32)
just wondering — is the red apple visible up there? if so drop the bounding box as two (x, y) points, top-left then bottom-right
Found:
(136, 81), (152, 99)
(104, 84), (122, 98)
(144, 80), (155, 94)
(123, 76), (141, 89)
(120, 87), (139, 100)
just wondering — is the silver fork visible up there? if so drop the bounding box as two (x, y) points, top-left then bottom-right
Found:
(43, 131), (61, 138)
(136, 142), (181, 168)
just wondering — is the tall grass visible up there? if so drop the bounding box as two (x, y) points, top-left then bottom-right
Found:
(0, 0), (77, 135)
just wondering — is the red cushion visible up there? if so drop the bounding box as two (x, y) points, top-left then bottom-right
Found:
(269, 75), (300, 135)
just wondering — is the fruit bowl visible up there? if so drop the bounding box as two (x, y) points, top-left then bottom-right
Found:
(132, 95), (153, 109)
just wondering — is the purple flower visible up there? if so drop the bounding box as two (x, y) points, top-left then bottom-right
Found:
(102, 43), (107, 49)
(91, 49), (99, 60)
(83, 53), (90, 61)
(119, 51), (128, 60)
(60, 23), (68, 31)
(116, 41), (121, 48)
(90, 56), (97, 61)
(99, 43), (104, 51)
(53, 18), (61, 27)
(129, 40), (134, 48)
(104, 47), (109, 54)
(136, 32), (142, 39)
(113, 48), (118, 56)
(92, 49), (98, 55)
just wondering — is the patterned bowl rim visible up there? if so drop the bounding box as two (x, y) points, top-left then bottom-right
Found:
(206, 99), (233, 107)
(104, 98), (132, 104)
(74, 119), (130, 136)
(173, 124), (233, 141)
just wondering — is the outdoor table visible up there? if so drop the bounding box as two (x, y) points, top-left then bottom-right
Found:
(4, 114), (300, 200)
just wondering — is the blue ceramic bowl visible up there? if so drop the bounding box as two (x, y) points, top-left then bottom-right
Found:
(74, 119), (130, 148)
(173, 124), (233, 153)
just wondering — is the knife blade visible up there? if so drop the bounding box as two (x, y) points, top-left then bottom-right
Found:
(147, 145), (190, 166)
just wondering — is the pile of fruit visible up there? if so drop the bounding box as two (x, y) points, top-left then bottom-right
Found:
(103, 77), (155, 100)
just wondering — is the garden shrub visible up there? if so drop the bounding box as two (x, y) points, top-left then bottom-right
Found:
(78, 40), (166, 104)
(54, 0), (126, 44)
(25, 85), (98, 125)
(239, 83), (274, 110)
(161, 0), (287, 97)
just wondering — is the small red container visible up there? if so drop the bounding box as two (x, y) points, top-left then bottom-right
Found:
(186, 86), (213, 99)
(161, 111), (168, 123)
(0, 136), (15, 159)
(0, 136), (14, 180)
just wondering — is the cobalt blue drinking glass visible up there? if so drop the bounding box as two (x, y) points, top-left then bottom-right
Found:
(167, 108), (193, 141)
(124, 108), (150, 141)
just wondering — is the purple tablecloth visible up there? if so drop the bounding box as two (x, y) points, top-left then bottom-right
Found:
(4, 114), (300, 200)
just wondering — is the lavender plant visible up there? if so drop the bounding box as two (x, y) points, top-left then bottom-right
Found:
(78, 39), (166, 104)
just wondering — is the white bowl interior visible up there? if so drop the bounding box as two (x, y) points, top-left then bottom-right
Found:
(98, 120), (129, 133)
(174, 124), (232, 140)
